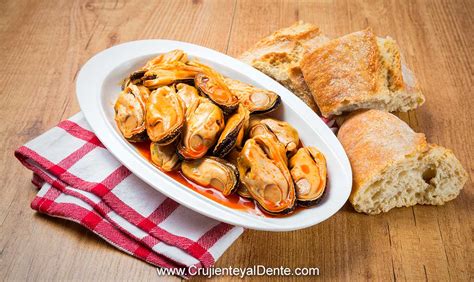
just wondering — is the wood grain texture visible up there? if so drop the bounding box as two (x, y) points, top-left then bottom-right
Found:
(0, 0), (472, 281)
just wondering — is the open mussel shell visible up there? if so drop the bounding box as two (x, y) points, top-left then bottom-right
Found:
(181, 157), (239, 196)
(223, 78), (281, 114)
(145, 86), (185, 145)
(237, 135), (296, 215)
(213, 104), (250, 158)
(114, 86), (148, 142)
(150, 141), (180, 172)
(195, 72), (239, 114)
(289, 147), (327, 206)
(177, 98), (225, 160)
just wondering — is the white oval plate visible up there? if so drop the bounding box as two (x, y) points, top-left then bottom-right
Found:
(76, 40), (352, 231)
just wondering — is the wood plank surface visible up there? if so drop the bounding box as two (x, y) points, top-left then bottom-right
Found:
(0, 0), (472, 281)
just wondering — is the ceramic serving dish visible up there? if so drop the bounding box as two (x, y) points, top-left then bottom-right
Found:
(76, 40), (352, 231)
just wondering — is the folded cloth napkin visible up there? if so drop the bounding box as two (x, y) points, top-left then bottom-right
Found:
(15, 113), (244, 276)
(15, 112), (337, 276)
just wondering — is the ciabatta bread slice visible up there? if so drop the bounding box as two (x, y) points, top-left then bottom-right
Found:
(239, 21), (329, 113)
(301, 28), (425, 117)
(337, 109), (467, 215)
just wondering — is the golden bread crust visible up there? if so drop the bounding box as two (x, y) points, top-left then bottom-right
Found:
(301, 28), (424, 117)
(301, 28), (383, 117)
(239, 21), (323, 63)
(238, 21), (328, 113)
(337, 110), (428, 201)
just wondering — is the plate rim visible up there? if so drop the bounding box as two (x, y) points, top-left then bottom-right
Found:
(76, 39), (352, 231)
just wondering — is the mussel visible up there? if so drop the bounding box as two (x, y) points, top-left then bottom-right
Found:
(129, 83), (151, 102)
(121, 70), (146, 90)
(176, 83), (201, 116)
(144, 49), (189, 69)
(150, 141), (181, 172)
(249, 117), (300, 155)
(145, 86), (185, 145)
(289, 147), (327, 206)
(247, 121), (288, 165)
(236, 183), (253, 199)
(114, 86), (147, 142)
(225, 149), (253, 199)
(248, 122), (275, 139)
(177, 98), (225, 159)
(225, 148), (241, 166)
(122, 50), (189, 90)
(143, 63), (201, 89)
(191, 61), (239, 114)
(237, 135), (296, 214)
(181, 157), (239, 196)
(223, 78), (281, 114)
(213, 104), (250, 158)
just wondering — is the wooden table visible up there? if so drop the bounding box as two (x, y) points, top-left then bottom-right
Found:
(1, 0), (472, 280)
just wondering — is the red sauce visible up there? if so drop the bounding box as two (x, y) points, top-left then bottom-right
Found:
(132, 140), (313, 218)
(301, 164), (310, 174)
(133, 141), (268, 217)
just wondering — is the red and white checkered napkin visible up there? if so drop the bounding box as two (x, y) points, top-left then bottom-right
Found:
(15, 113), (244, 275)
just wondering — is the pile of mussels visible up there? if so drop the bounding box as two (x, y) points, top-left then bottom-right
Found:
(114, 50), (327, 215)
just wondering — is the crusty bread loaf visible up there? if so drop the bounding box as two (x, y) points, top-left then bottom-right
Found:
(239, 21), (329, 113)
(337, 109), (467, 215)
(301, 28), (425, 117)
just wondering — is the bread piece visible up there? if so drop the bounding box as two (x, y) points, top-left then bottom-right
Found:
(337, 109), (467, 215)
(239, 21), (329, 113)
(301, 28), (425, 117)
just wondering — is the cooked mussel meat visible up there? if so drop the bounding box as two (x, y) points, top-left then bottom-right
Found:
(224, 78), (281, 114)
(250, 117), (300, 155)
(192, 62), (239, 114)
(225, 149), (248, 199)
(213, 104), (250, 158)
(237, 135), (295, 214)
(176, 83), (201, 116)
(177, 98), (225, 159)
(150, 141), (180, 172)
(289, 147), (327, 206)
(247, 122), (288, 165)
(114, 86), (147, 142)
(181, 157), (239, 196)
(144, 49), (189, 69)
(129, 83), (151, 102)
(248, 122), (275, 139)
(122, 50), (189, 90)
(145, 86), (185, 145)
(143, 63), (201, 89)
